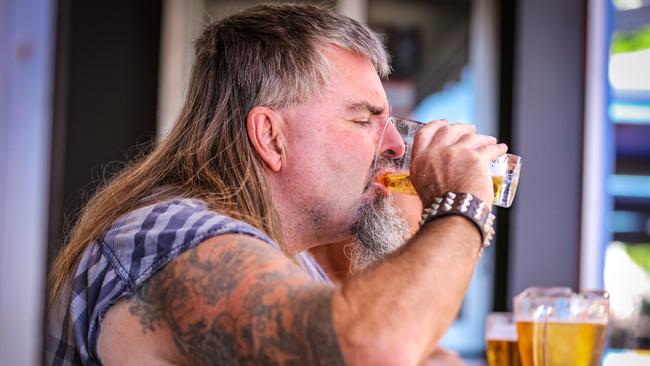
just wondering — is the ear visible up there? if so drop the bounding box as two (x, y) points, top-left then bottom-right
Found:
(246, 106), (286, 172)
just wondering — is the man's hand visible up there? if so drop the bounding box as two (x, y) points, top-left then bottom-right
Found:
(409, 120), (508, 207)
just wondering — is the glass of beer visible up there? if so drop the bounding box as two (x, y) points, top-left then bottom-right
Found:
(513, 287), (609, 366)
(376, 117), (521, 208)
(485, 312), (522, 366)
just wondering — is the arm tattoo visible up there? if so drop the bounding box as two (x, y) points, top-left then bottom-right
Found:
(128, 237), (345, 365)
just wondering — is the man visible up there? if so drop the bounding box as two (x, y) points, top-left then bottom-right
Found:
(47, 4), (506, 365)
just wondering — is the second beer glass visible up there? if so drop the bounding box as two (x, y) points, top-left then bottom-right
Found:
(513, 287), (609, 366)
(485, 312), (522, 366)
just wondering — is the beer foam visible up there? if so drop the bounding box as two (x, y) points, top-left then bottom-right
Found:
(514, 316), (608, 325)
(489, 155), (508, 177)
(486, 326), (517, 342)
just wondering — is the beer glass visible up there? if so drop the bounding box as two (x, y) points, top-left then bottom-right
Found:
(513, 287), (609, 366)
(485, 312), (522, 366)
(376, 117), (521, 208)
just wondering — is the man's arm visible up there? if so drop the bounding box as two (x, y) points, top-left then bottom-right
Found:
(99, 218), (480, 366)
(332, 215), (481, 365)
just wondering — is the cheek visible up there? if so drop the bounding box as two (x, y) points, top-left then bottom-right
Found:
(327, 136), (376, 185)
(283, 132), (330, 186)
(341, 140), (373, 168)
(286, 126), (377, 190)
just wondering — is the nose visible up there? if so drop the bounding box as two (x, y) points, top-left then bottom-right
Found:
(378, 118), (405, 160)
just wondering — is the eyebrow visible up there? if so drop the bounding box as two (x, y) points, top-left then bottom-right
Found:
(345, 101), (386, 116)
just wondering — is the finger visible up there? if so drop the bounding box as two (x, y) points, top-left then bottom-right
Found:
(430, 123), (476, 147)
(411, 119), (448, 157)
(477, 143), (509, 160)
(456, 133), (498, 149)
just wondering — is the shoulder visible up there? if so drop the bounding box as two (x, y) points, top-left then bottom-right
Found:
(107, 198), (275, 250)
(101, 197), (279, 289)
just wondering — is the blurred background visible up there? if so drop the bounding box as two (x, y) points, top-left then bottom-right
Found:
(1, 0), (649, 364)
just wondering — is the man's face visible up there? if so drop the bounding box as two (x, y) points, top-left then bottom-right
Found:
(276, 46), (404, 247)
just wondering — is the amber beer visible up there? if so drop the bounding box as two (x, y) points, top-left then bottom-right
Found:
(378, 172), (504, 200)
(516, 320), (608, 366)
(486, 338), (521, 366)
(485, 312), (521, 366)
(378, 172), (417, 195)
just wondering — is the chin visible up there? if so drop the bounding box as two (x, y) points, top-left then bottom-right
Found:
(360, 184), (388, 206)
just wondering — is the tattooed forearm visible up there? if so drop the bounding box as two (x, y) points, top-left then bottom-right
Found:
(128, 236), (345, 365)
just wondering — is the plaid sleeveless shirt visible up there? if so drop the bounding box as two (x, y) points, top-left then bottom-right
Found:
(45, 197), (330, 365)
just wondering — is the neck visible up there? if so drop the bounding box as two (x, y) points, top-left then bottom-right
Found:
(273, 199), (323, 255)
(269, 183), (349, 256)
(309, 242), (350, 284)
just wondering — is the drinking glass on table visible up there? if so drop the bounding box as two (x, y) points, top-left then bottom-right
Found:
(513, 287), (609, 366)
(485, 312), (522, 366)
(375, 117), (521, 208)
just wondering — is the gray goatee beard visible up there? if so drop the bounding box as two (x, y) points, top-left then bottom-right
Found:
(348, 196), (411, 272)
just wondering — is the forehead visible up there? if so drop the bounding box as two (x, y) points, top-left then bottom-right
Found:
(319, 46), (389, 114)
